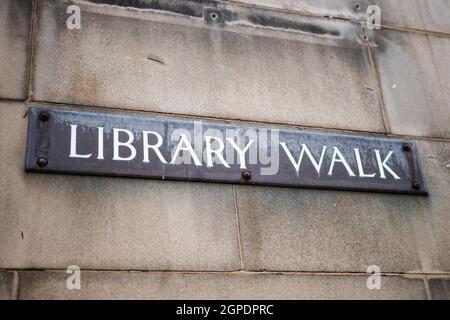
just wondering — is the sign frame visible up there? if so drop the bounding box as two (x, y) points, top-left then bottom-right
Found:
(25, 107), (428, 195)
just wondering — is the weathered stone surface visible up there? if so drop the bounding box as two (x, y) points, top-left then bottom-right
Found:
(18, 271), (427, 299)
(428, 278), (450, 300)
(373, 29), (450, 139)
(236, 139), (450, 273)
(415, 140), (450, 273)
(374, 0), (450, 33)
(233, 0), (450, 33)
(0, 271), (18, 300)
(0, 102), (240, 271)
(0, 0), (32, 100)
(31, 0), (383, 133)
(233, 0), (367, 20)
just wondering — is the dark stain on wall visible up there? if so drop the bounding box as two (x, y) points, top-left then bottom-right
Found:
(247, 14), (340, 37)
(86, 0), (341, 38)
(87, 0), (206, 17)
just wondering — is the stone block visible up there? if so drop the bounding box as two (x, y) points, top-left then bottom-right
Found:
(0, 0), (32, 99)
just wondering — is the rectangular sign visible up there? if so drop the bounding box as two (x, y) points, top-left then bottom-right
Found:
(25, 107), (428, 195)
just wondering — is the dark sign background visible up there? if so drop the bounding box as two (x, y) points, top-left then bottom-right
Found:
(25, 107), (428, 195)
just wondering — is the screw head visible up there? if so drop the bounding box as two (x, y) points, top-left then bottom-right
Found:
(402, 143), (411, 152)
(39, 111), (50, 122)
(36, 156), (48, 167)
(209, 12), (218, 21)
(412, 181), (421, 191)
(242, 169), (252, 181)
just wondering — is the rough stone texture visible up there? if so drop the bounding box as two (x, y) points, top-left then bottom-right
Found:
(233, 0), (367, 20)
(373, 29), (450, 139)
(415, 140), (450, 273)
(18, 271), (427, 300)
(428, 279), (450, 300)
(0, 0), (32, 100)
(233, 0), (450, 33)
(373, 0), (450, 33)
(236, 139), (450, 273)
(236, 0), (370, 20)
(31, 0), (384, 133)
(0, 271), (18, 300)
(0, 102), (240, 271)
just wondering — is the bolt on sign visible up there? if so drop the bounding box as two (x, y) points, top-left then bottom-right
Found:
(25, 107), (428, 195)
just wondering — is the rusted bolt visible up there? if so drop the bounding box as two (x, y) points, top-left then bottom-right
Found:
(412, 181), (421, 191)
(402, 143), (411, 152)
(36, 156), (48, 167)
(242, 169), (252, 181)
(39, 111), (50, 122)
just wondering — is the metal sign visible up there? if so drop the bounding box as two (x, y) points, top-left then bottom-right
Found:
(25, 107), (428, 195)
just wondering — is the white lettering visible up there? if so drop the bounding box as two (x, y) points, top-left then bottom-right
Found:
(143, 131), (167, 164)
(97, 127), (104, 160)
(328, 147), (356, 177)
(227, 138), (254, 169)
(113, 128), (136, 161)
(171, 134), (202, 166)
(205, 136), (230, 168)
(354, 148), (375, 178)
(69, 124), (92, 158)
(280, 143), (327, 176)
(374, 150), (401, 180)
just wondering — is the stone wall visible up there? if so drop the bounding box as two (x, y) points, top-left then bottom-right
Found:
(0, 0), (449, 299)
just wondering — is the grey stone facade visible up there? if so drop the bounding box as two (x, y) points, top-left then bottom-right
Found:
(0, 0), (449, 299)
